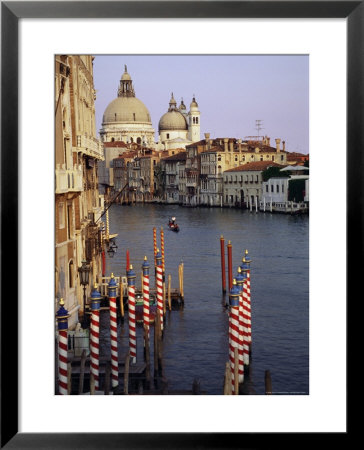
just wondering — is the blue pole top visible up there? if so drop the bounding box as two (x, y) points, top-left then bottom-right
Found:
(235, 267), (245, 291)
(127, 264), (136, 285)
(244, 249), (252, 266)
(156, 249), (162, 266)
(90, 283), (101, 311)
(229, 279), (240, 307)
(142, 256), (150, 273)
(240, 257), (249, 275)
(108, 272), (117, 288)
(56, 298), (69, 330)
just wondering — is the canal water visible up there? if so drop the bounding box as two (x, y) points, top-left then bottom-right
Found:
(101, 203), (309, 395)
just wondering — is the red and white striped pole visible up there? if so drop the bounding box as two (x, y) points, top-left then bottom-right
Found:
(153, 227), (157, 267)
(127, 265), (137, 363)
(235, 267), (245, 383)
(108, 273), (119, 388)
(243, 250), (252, 349)
(90, 283), (102, 390)
(56, 298), (69, 395)
(229, 279), (240, 394)
(155, 249), (164, 332)
(142, 256), (150, 339)
(160, 227), (165, 274)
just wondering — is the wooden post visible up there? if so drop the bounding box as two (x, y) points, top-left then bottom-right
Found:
(168, 274), (171, 311)
(144, 325), (151, 388)
(220, 235), (226, 294)
(124, 353), (130, 395)
(119, 278), (124, 318)
(180, 262), (184, 298)
(265, 370), (272, 395)
(227, 241), (233, 291)
(157, 310), (163, 372)
(78, 349), (87, 395)
(223, 362), (232, 395)
(234, 348), (239, 395)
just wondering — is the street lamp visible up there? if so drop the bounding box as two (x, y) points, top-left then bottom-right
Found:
(78, 260), (90, 327)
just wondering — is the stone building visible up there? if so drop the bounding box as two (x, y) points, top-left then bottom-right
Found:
(55, 55), (104, 328)
(223, 161), (283, 208)
(163, 151), (187, 203)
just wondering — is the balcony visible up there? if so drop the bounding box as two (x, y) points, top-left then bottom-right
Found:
(76, 134), (104, 160)
(55, 164), (83, 193)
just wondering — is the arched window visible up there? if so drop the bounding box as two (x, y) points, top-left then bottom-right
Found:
(196, 117), (199, 124)
(68, 260), (74, 288)
(137, 137), (141, 144)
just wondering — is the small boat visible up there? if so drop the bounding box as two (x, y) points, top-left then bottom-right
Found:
(168, 217), (180, 232)
(135, 293), (157, 323)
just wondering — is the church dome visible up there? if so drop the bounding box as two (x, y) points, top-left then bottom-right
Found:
(159, 110), (188, 131)
(102, 97), (152, 124)
(159, 93), (188, 132)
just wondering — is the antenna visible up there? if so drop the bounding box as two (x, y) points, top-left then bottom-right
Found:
(255, 119), (264, 138)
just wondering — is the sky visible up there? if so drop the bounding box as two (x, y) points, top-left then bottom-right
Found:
(93, 55), (309, 154)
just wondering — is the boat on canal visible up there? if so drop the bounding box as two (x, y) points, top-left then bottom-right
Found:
(135, 293), (157, 323)
(168, 216), (179, 232)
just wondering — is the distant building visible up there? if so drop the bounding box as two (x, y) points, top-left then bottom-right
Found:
(163, 151), (187, 203)
(223, 161), (283, 208)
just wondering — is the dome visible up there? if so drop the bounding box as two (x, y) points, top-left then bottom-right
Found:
(159, 110), (188, 131)
(102, 97), (152, 124)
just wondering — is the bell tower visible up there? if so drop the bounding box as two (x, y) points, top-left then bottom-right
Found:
(188, 95), (200, 143)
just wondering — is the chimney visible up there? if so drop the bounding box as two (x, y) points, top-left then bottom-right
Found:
(224, 138), (229, 152)
(229, 140), (234, 152)
(238, 139), (242, 152)
(267, 137), (270, 146)
(275, 138), (281, 152)
(204, 133), (211, 150)
(282, 140), (286, 151)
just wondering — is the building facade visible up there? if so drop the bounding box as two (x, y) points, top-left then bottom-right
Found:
(55, 55), (104, 329)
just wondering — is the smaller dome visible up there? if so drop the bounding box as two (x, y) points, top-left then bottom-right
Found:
(179, 99), (186, 111)
(159, 110), (188, 131)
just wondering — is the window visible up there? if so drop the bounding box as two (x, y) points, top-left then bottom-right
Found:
(59, 203), (65, 229)
(271, 184), (274, 192)
(69, 260), (74, 288)
(266, 185), (269, 192)
(67, 204), (73, 239)
(196, 117), (199, 124)
(272, 156), (275, 161)
(276, 185), (279, 193)
(282, 185), (284, 193)
(167, 133), (170, 139)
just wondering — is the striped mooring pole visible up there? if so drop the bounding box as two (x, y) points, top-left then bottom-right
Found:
(153, 227), (157, 266)
(108, 273), (119, 388)
(229, 279), (240, 394)
(220, 235), (226, 294)
(160, 227), (165, 274)
(242, 250), (252, 349)
(127, 264), (137, 363)
(155, 249), (164, 332)
(235, 267), (246, 383)
(56, 298), (69, 395)
(142, 256), (150, 339)
(90, 283), (101, 390)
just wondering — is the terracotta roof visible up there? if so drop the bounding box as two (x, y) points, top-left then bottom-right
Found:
(225, 161), (284, 172)
(163, 152), (187, 161)
(103, 141), (128, 148)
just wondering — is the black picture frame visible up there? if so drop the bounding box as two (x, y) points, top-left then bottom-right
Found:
(1, 1), (357, 448)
